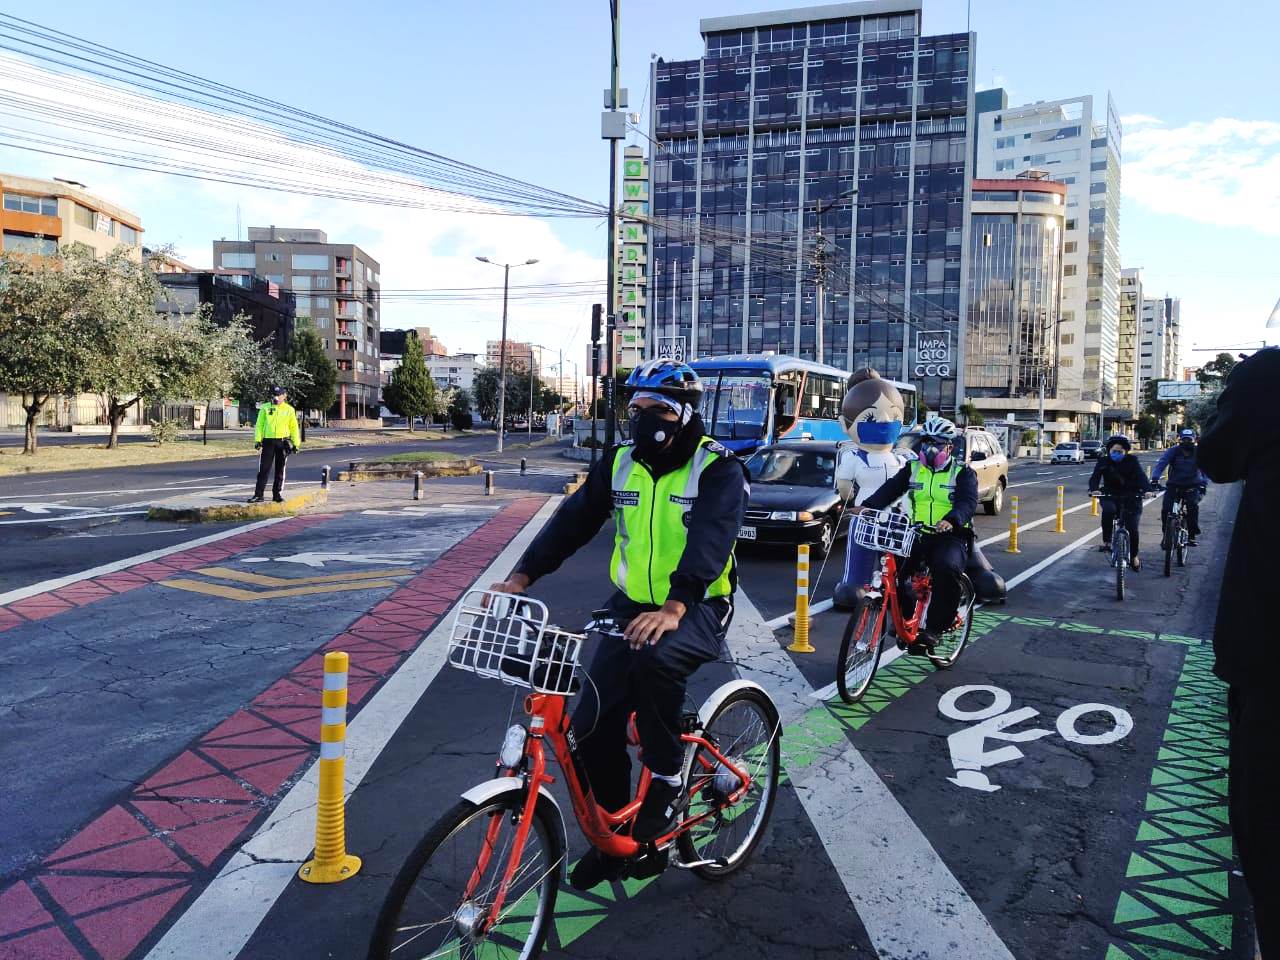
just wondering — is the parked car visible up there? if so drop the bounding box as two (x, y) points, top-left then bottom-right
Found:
(741, 441), (849, 558)
(899, 426), (1009, 516)
(1052, 441), (1085, 464)
(1081, 440), (1103, 460)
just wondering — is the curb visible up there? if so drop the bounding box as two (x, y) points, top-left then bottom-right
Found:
(336, 459), (480, 481)
(147, 488), (329, 522)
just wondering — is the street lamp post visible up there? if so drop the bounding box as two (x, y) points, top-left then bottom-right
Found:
(476, 256), (538, 453)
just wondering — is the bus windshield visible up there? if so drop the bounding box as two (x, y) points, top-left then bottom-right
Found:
(698, 372), (771, 442)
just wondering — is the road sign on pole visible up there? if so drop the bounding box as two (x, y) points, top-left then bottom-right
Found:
(1155, 380), (1202, 401)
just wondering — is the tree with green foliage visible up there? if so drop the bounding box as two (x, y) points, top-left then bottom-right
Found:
(1136, 414), (1161, 445)
(0, 249), (98, 454)
(284, 325), (338, 440)
(958, 400), (984, 426)
(472, 366), (500, 423)
(1196, 352), (1237, 388)
(383, 332), (436, 432)
(449, 388), (473, 430)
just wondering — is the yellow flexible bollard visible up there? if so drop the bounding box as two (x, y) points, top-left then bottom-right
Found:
(787, 543), (816, 653)
(1090, 494), (1099, 518)
(299, 651), (361, 884)
(1006, 495), (1021, 553)
(1054, 485), (1066, 534)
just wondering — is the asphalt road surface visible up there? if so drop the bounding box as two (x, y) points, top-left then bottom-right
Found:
(0, 451), (1257, 959)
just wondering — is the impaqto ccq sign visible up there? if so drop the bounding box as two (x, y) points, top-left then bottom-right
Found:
(915, 331), (952, 378)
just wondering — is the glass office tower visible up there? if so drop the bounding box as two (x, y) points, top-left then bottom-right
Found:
(648, 0), (974, 411)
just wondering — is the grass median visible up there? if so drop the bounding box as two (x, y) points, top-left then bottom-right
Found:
(0, 437), (339, 476)
(375, 450), (461, 463)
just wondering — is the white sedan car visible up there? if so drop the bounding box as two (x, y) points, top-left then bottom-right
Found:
(1051, 442), (1085, 464)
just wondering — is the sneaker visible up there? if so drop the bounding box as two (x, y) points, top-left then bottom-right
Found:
(1187, 537), (1198, 546)
(272, 495), (285, 503)
(246, 496), (266, 504)
(633, 778), (682, 842)
(568, 848), (625, 891)
(1130, 557), (1141, 572)
(909, 630), (939, 657)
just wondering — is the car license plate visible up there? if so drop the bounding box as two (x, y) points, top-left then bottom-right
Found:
(738, 526), (757, 540)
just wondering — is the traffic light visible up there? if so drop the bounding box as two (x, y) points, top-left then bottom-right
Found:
(591, 303), (602, 343)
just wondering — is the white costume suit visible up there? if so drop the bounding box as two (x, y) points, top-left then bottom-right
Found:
(835, 444), (910, 596)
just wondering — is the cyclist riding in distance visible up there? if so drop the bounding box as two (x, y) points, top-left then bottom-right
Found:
(1089, 434), (1152, 571)
(851, 416), (978, 656)
(1152, 428), (1209, 547)
(488, 359), (749, 892)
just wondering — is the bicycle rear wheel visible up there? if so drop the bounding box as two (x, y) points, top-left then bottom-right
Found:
(1176, 522), (1188, 567)
(1114, 531), (1127, 601)
(368, 792), (565, 960)
(836, 597), (885, 703)
(677, 687), (780, 880)
(1163, 519), (1174, 578)
(928, 575), (975, 669)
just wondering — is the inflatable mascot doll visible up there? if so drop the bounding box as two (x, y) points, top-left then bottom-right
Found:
(833, 369), (911, 609)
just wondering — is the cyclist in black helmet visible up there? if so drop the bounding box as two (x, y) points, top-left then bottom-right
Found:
(1088, 434), (1153, 570)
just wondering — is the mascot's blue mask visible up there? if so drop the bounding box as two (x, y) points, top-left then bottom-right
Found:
(857, 420), (903, 446)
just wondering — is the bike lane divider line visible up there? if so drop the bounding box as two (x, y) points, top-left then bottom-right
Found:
(726, 590), (1018, 960)
(140, 497), (559, 960)
(0, 498), (551, 960)
(0, 516), (333, 632)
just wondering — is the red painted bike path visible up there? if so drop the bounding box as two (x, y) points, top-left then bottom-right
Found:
(0, 497), (545, 960)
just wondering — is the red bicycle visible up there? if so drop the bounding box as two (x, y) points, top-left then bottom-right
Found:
(836, 510), (976, 703)
(369, 591), (781, 959)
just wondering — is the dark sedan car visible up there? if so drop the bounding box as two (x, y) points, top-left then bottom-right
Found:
(741, 441), (848, 558)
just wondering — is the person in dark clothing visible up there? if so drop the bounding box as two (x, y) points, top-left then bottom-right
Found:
(488, 359), (748, 892)
(1088, 434), (1152, 570)
(857, 416), (978, 655)
(1152, 428), (1209, 545)
(1197, 347), (1280, 955)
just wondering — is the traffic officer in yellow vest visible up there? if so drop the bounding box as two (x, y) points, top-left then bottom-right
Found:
(855, 415), (978, 655)
(249, 386), (301, 503)
(489, 359), (748, 890)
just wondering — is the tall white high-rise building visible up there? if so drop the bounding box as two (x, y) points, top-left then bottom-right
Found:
(1138, 296), (1171, 399)
(976, 93), (1122, 412)
(1117, 267), (1142, 417)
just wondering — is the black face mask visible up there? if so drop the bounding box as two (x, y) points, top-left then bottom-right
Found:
(629, 408), (679, 456)
(1180, 440), (1194, 451)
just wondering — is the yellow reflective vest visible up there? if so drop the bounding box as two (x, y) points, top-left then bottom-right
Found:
(254, 401), (301, 447)
(609, 437), (734, 605)
(908, 460), (964, 526)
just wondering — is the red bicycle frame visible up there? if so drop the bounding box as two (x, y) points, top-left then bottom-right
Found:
(467, 691), (754, 934)
(864, 551), (934, 645)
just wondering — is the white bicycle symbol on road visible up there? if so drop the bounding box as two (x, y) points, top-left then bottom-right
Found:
(939, 685), (1134, 793)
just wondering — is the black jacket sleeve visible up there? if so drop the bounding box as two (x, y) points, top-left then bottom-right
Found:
(1199, 357), (1258, 484)
(943, 465), (979, 528)
(668, 455), (750, 609)
(513, 449), (615, 585)
(860, 464), (913, 510)
(1088, 458), (1105, 492)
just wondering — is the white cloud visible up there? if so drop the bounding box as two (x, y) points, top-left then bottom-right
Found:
(1122, 117), (1280, 236)
(0, 55), (605, 368)
(1119, 113), (1163, 129)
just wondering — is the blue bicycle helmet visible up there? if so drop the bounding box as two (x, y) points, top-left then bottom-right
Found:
(624, 359), (703, 408)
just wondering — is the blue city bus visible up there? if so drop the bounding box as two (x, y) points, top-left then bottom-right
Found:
(688, 354), (919, 456)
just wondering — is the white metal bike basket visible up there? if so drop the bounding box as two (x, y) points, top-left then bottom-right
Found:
(852, 510), (917, 557)
(448, 590), (583, 695)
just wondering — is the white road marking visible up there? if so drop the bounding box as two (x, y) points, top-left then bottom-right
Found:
(240, 551), (422, 568)
(2, 502), (84, 514)
(725, 592), (1016, 959)
(0, 517), (289, 606)
(143, 497), (561, 960)
(976, 500), (1092, 547)
(0, 510), (148, 526)
(164, 475), (229, 485)
(0, 484), (237, 500)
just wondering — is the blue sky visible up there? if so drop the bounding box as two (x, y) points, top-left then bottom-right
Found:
(2, 0), (1277, 366)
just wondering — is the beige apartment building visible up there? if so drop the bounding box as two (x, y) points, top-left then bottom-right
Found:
(1, 173), (143, 260)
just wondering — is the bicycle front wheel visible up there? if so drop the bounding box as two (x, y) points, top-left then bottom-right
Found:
(1114, 533), (1127, 601)
(368, 792), (565, 960)
(928, 575), (975, 669)
(677, 687), (780, 880)
(836, 597), (885, 703)
(1163, 521), (1174, 578)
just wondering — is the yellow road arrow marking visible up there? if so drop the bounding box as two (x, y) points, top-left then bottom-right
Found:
(160, 578), (402, 602)
(193, 566), (415, 587)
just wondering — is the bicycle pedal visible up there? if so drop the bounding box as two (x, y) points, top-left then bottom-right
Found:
(626, 845), (669, 880)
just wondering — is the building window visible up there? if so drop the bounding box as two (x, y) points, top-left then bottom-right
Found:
(118, 223), (139, 246)
(1064, 241), (1077, 253)
(994, 136), (1016, 149)
(1065, 219), (1077, 231)
(292, 253), (330, 270)
(1063, 264), (1077, 277)
(1060, 333), (1075, 345)
(220, 252), (255, 269)
(72, 203), (95, 229)
(265, 273), (284, 284)
(292, 275), (312, 291)
(994, 158), (1015, 172)
(3, 193), (58, 216)
(2, 231), (58, 255)
(312, 296), (332, 310)
(296, 296), (313, 313)
(265, 251), (282, 261)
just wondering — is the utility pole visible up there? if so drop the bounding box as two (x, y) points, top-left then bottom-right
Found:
(476, 256), (539, 454)
(602, 0), (625, 455)
(1038, 368), (1046, 464)
(590, 303), (602, 466)
(811, 187), (856, 366)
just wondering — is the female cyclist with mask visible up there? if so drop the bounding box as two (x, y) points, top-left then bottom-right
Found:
(1088, 434), (1152, 570)
(487, 359), (749, 891)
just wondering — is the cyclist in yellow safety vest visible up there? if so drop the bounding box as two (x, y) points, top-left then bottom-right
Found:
(854, 415), (979, 656)
(489, 359), (748, 891)
(249, 386), (301, 503)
